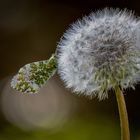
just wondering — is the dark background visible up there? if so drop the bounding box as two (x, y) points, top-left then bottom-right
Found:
(0, 0), (140, 140)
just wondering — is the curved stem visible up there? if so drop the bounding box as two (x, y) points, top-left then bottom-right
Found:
(115, 87), (130, 140)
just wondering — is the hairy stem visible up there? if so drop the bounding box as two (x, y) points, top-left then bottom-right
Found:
(115, 87), (130, 140)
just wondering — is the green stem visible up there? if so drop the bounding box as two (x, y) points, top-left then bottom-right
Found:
(115, 87), (130, 140)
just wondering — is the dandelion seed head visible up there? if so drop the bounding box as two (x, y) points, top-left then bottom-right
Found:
(57, 8), (140, 100)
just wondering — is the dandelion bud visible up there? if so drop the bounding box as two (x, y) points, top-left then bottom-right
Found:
(57, 8), (140, 99)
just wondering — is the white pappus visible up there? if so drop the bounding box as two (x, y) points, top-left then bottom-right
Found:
(57, 8), (140, 100)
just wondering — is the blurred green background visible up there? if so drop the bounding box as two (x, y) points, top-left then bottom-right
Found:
(0, 0), (140, 140)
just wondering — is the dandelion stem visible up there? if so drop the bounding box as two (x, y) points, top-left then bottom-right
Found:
(115, 86), (130, 140)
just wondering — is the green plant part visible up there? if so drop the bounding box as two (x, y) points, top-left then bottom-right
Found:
(11, 54), (57, 93)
